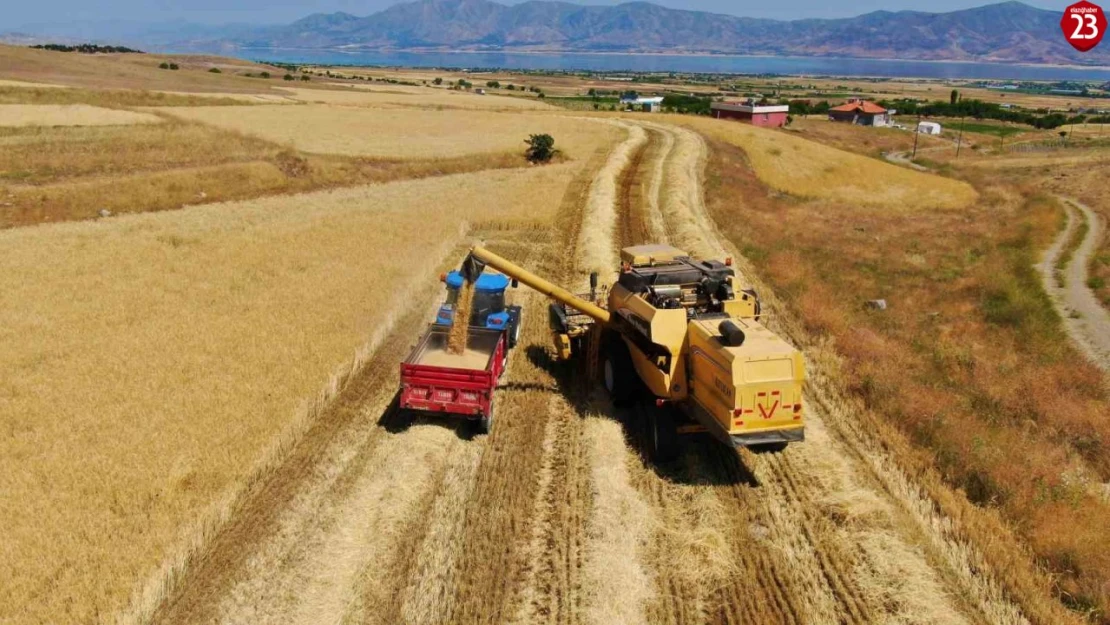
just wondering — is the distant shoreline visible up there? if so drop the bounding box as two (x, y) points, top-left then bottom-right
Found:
(229, 46), (1110, 73)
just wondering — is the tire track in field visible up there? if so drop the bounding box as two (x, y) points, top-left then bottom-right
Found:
(443, 144), (613, 625)
(458, 122), (660, 625)
(613, 121), (989, 625)
(612, 123), (820, 625)
(324, 131), (621, 625)
(1039, 197), (1110, 372)
(699, 135), (1037, 625)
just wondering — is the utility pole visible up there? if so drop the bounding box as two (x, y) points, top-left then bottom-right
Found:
(912, 116), (921, 159)
(955, 116), (965, 159)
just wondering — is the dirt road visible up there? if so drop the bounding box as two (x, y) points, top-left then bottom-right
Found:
(1039, 197), (1110, 372)
(136, 118), (1063, 625)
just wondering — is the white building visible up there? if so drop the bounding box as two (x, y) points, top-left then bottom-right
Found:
(917, 121), (942, 135)
(619, 96), (665, 112)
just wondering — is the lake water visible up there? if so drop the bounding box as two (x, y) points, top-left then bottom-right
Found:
(224, 48), (1110, 81)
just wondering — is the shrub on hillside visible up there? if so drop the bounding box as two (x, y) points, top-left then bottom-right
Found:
(524, 134), (556, 164)
(275, 149), (310, 178)
(208, 67), (221, 73)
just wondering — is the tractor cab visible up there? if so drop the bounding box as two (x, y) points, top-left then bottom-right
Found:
(437, 270), (523, 347)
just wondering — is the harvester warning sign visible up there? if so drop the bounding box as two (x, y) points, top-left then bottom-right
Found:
(1061, 0), (1106, 52)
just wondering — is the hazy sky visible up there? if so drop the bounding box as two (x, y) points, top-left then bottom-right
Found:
(12, 0), (1063, 29)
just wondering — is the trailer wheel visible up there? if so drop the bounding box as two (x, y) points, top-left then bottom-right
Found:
(649, 408), (680, 463)
(478, 403), (494, 435)
(510, 316), (522, 348)
(602, 336), (636, 406)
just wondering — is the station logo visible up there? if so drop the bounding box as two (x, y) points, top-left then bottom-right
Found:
(1061, 0), (1106, 52)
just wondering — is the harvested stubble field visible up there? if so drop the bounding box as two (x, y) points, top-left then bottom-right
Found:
(0, 110), (556, 227)
(283, 84), (553, 110)
(667, 114), (978, 210)
(0, 103), (163, 127)
(160, 104), (611, 159)
(9, 60), (1110, 625)
(1, 162), (584, 625)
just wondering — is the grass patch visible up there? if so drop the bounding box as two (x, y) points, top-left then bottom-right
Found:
(702, 136), (1110, 621)
(951, 121), (1025, 138)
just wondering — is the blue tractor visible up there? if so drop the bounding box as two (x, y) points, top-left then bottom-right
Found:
(436, 270), (523, 348)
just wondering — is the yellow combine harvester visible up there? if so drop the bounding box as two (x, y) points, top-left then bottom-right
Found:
(460, 243), (804, 461)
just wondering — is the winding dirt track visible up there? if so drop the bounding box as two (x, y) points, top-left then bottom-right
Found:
(142, 118), (1049, 625)
(1039, 197), (1110, 372)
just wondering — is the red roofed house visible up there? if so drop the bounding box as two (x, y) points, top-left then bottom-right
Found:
(710, 100), (789, 127)
(828, 99), (891, 126)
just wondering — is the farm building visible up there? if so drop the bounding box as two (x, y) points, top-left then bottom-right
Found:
(829, 99), (892, 126)
(619, 96), (665, 112)
(709, 100), (789, 127)
(917, 121), (942, 135)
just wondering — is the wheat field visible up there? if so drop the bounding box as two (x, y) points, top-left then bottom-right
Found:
(160, 105), (618, 159)
(669, 115), (978, 211)
(0, 103), (162, 127)
(0, 162), (584, 625)
(5, 60), (1093, 625)
(281, 84), (553, 110)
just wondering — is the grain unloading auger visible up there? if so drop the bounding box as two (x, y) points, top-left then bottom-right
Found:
(460, 243), (805, 461)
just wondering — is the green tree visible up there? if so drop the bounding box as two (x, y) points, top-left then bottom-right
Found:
(208, 67), (221, 73)
(486, 80), (500, 88)
(587, 88), (597, 97)
(524, 134), (556, 163)
(433, 77), (443, 85)
(950, 89), (959, 105)
(300, 75), (310, 82)
(168, 63), (179, 70)
(283, 74), (295, 81)
(158, 62), (169, 69)
(259, 71), (270, 79)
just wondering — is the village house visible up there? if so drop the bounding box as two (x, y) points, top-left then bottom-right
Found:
(828, 99), (892, 126)
(709, 99), (789, 127)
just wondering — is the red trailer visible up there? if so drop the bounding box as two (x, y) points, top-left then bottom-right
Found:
(399, 325), (507, 433)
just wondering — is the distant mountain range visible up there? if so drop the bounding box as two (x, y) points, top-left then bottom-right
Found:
(8, 0), (1110, 66)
